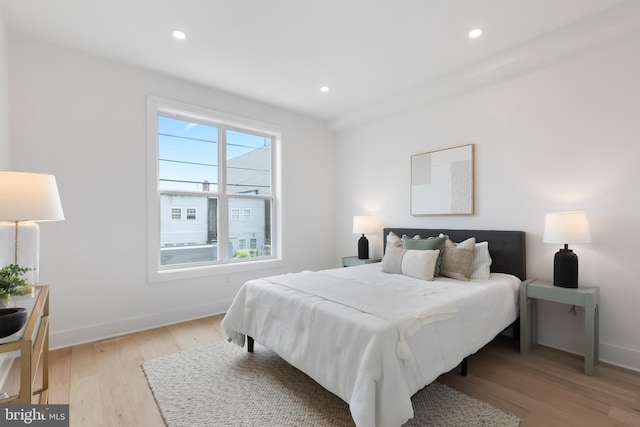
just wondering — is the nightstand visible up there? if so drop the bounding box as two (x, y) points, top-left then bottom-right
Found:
(342, 256), (381, 267)
(519, 279), (600, 375)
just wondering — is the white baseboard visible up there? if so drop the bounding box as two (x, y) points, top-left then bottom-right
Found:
(598, 342), (640, 372)
(50, 298), (233, 350)
(538, 332), (640, 373)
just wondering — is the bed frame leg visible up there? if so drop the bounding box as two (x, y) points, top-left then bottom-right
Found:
(461, 357), (468, 376)
(247, 336), (254, 353)
(513, 318), (521, 341)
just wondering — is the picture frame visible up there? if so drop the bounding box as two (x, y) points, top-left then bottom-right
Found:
(410, 144), (474, 215)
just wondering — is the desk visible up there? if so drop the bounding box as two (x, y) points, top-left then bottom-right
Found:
(520, 279), (599, 375)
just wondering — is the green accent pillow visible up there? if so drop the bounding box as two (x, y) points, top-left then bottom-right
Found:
(401, 235), (448, 276)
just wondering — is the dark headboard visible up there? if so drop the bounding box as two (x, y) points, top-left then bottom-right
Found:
(383, 228), (526, 280)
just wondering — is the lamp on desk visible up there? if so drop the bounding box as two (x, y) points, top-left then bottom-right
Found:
(0, 171), (65, 284)
(543, 211), (591, 288)
(352, 216), (376, 259)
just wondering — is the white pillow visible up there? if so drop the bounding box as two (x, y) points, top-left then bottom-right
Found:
(470, 241), (492, 280)
(381, 232), (404, 274)
(401, 249), (439, 281)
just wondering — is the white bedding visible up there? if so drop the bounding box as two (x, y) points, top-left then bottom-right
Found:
(265, 270), (459, 363)
(222, 263), (520, 427)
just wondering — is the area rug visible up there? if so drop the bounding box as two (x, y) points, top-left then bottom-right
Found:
(142, 341), (519, 426)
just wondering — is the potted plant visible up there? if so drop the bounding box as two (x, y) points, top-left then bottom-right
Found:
(0, 264), (33, 306)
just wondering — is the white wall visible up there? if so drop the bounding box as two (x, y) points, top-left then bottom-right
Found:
(8, 33), (337, 348)
(7, 16), (639, 373)
(335, 34), (640, 371)
(0, 11), (8, 168)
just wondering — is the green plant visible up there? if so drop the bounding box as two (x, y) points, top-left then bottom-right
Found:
(0, 264), (32, 301)
(233, 249), (257, 259)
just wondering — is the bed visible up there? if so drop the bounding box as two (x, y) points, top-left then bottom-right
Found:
(222, 228), (526, 427)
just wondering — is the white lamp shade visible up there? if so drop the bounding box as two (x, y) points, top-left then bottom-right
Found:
(353, 215), (376, 235)
(543, 211), (591, 244)
(0, 171), (65, 222)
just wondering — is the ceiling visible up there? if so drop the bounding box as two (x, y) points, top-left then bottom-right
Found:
(0, 0), (636, 129)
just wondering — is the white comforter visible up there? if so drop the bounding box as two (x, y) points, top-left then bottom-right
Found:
(222, 263), (520, 427)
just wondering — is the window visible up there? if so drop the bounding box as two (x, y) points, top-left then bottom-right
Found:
(147, 96), (281, 279)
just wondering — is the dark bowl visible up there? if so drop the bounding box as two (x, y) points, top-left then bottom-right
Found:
(0, 307), (29, 338)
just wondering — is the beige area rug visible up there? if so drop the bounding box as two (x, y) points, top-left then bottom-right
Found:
(142, 341), (519, 426)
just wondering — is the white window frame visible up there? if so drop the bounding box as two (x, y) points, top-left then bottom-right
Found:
(186, 208), (197, 221)
(243, 208), (252, 220)
(230, 208), (240, 221)
(147, 96), (283, 282)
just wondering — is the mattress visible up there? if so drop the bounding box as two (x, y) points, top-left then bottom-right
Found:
(222, 263), (520, 427)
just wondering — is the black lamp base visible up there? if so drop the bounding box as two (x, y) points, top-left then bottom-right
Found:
(553, 247), (578, 288)
(358, 234), (369, 259)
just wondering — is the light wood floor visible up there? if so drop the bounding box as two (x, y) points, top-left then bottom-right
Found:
(49, 315), (640, 426)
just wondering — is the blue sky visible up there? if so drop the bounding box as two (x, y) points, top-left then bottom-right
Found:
(158, 115), (271, 192)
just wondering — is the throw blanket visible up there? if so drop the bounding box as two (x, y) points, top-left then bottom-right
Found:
(264, 271), (459, 363)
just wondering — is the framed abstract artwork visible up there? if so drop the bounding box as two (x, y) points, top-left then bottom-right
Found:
(410, 144), (474, 215)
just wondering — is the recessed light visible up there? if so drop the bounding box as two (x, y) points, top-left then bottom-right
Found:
(468, 28), (482, 39)
(320, 86), (330, 93)
(173, 30), (186, 40)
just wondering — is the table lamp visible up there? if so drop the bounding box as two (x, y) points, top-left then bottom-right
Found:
(543, 211), (591, 288)
(0, 171), (65, 284)
(352, 216), (376, 259)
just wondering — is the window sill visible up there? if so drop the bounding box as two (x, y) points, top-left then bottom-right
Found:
(148, 257), (285, 283)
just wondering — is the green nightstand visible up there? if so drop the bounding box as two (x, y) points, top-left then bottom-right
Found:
(519, 279), (600, 375)
(342, 256), (381, 267)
